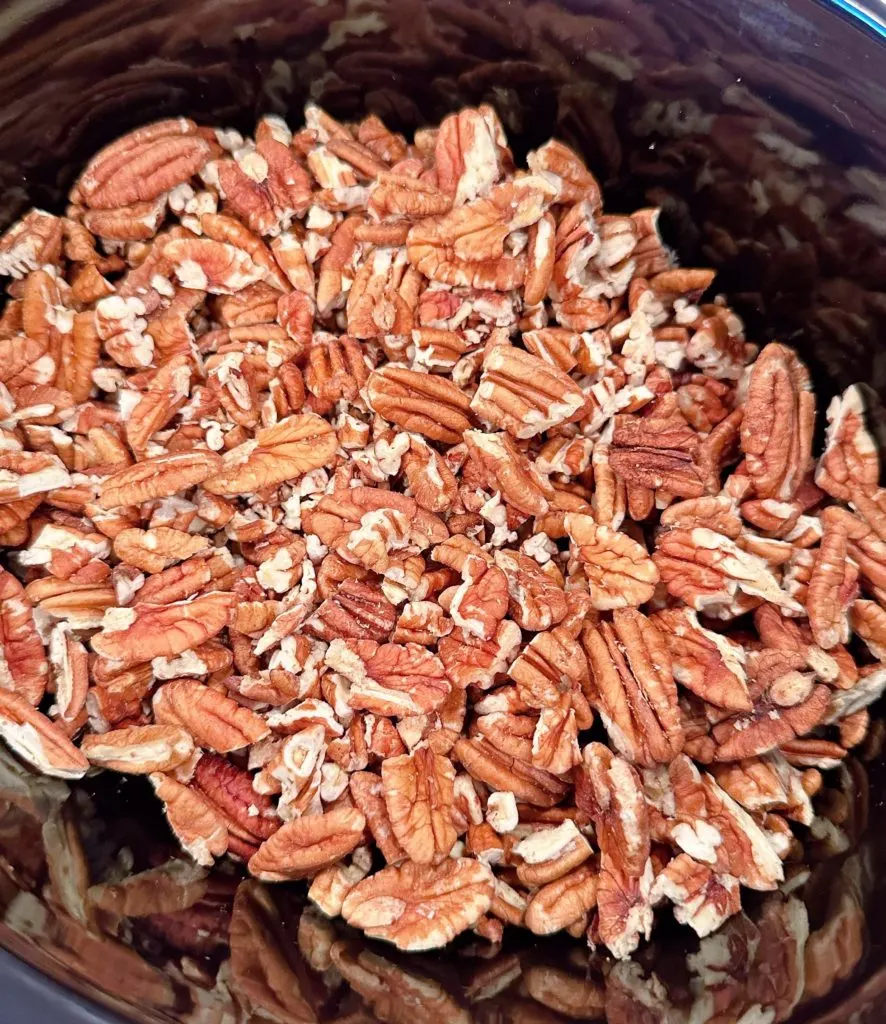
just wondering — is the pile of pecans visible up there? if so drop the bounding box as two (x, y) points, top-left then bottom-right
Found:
(0, 102), (883, 958)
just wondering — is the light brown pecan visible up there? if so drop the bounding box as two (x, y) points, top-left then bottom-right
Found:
(661, 755), (784, 891)
(609, 412), (705, 498)
(112, 527), (211, 574)
(463, 429), (554, 516)
(341, 857), (494, 951)
(740, 343), (814, 501)
(712, 682), (830, 762)
(508, 625), (589, 719)
(710, 752), (814, 826)
(582, 609), (684, 766)
(153, 679), (270, 752)
(326, 638), (450, 718)
(307, 578), (397, 641)
(438, 620), (522, 691)
(98, 450), (223, 509)
(91, 591), (235, 668)
(72, 120), (214, 208)
(807, 514), (859, 650)
(816, 384), (879, 503)
(382, 748), (457, 864)
(248, 806), (365, 881)
(0, 209), (63, 277)
(366, 366), (473, 444)
(349, 770), (407, 864)
(452, 737), (569, 808)
(566, 513), (658, 609)
(577, 743), (650, 876)
(652, 606), (751, 711)
(0, 568), (49, 705)
(81, 725), (194, 773)
(654, 525), (801, 614)
(0, 450), (70, 503)
(524, 863), (599, 936)
(0, 690), (88, 778)
(202, 412), (336, 495)
(471, 345), (586, 438)
(493, 549), (568, 631)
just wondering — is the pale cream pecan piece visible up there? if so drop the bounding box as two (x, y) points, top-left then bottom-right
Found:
(807, 512), (859, 650)
(0, 450), (70, 503)
(576, 743), (650, 876)
(493, 549), (568, 631)
(350, 770), (407, 864)
(566, 513), (658, 609)
(98, 451), (223, 509)
(463, 429), (554, 516)
(153, 679), (270, 753)
(0, 568), (49, 705)
(306, 578), (397, 641)
(816, 384), (879, 503)
(202, 412), (336, 496)
(247, 806), (365, 881)
(229, 880), (318, 1024)
(112, 527), (211, 575)
(471, 345), (586, 438)
(72, 119), (213, 209)
(325, 638), (450, 718)
(524, 863), (599, 936)
(650, 853), (740, 939)
(654, 526), (802, 614)
(651, 606), (751, 712)
(452, 736), (569, 808)
(149, 773), (228, 866)
(0, 691), (88, 778)
(341, 857), (494, 952)
(438, 620), (522, 691)
(527, 138), (602, 207)
(91, 591), (235, 668)
(365, 365), (473, 445)
(663, 755), (784, 891)
(710, 752), (814, 826)
(382, 748), (457, 865)
(581, 609), (684, 767)
(596, 860), (655, 960)
(81, 725), (194, 774)
(740, 343), (815, 501)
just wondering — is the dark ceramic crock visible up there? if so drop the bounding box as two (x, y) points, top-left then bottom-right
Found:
(1, 0), (886, 1020)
